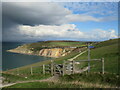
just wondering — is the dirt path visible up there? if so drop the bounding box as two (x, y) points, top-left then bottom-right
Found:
(1, 75), (59, 88)
(67, 50), (87, 61)
(1, 75), (116, 88)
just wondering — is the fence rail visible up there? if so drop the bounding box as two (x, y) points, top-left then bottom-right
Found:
(7, 58), (105, 76)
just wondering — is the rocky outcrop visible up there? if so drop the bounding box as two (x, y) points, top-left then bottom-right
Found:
(39, 48), (74, 58)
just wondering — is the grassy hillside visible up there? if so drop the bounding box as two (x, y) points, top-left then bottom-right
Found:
(4, 72), (119, 88)
(5, 82), (84, 88)
(75, 38), (119, 74)
(5, 80), (115, 88)
(60, 72), (119, 87)
(93, 38), (119, 48)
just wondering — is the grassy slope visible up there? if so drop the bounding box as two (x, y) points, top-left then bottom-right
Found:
(28, 41), (85, 47)
(5, 72), (119, 88)
(60, 72), (119, 87)
(94, 38), (118, 48)
(75, 38), (119, 73)
(5, 82), (84, 88)
(2, 73), (51, 83)
(58, 39), (119, 88)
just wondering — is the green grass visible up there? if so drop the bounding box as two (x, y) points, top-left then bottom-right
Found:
(75, 39), (119, 74)
(2, 73), (51, 83)
(2, 73), (27, 83)
(5, 82), (84, 88)
(93, 38), (119, 48)
(4, 72), (119, 88)
(60, 72), (119, 87)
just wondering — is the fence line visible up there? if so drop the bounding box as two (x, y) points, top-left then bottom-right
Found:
(9, 58), (104, 76)
(44, 58), (104, 76)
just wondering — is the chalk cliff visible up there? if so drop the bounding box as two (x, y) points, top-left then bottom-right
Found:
(39, 48), (73, 58)
(7, 46), (74, 58)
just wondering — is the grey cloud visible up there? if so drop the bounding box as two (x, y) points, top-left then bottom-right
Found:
(3, 2), (71, 27)
(2, 2), (71, 41)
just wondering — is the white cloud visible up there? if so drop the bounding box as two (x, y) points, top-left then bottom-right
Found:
(66, 14), (100, 22)
(18, 24), (118, 41)
(87, 29), (118, 40)
(18, 24), (84, 40)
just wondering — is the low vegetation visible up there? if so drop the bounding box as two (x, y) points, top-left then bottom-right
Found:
(4, 72), (119, 88)
(2, 73), (51, 83)
(5, 82), (84, 88)
(60, 72), (119, 87)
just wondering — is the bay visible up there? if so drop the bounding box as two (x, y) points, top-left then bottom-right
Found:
(2, 42), (52, 71)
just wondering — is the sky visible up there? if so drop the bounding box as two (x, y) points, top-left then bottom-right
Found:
(2, 2), (118, 42)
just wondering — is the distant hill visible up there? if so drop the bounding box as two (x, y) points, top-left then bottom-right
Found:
(23, 40), (88, 51)
(94, 38), (119, 48)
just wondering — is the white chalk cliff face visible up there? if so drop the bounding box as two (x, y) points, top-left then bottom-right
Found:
(39, 48), (74, 58)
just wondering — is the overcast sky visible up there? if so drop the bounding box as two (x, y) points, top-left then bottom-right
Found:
(2, 2), (118, 42)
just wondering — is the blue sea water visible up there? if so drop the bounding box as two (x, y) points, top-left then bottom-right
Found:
(2, 42), (52, 71)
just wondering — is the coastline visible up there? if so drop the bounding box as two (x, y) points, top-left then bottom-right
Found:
(7, 49), (58, 58)
(7, 49), (39, 56)
(3, 41), (85, 72)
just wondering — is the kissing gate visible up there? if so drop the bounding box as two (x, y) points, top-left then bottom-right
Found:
(42, 58), (104, 76)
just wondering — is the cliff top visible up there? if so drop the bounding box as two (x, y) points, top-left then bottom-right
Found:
(43, 40), (81, 42)
(13, 40), (88, 52)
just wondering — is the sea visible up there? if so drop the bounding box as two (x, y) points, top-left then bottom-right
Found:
(2, 42), (52, 71)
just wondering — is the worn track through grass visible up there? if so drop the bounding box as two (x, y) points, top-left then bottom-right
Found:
(2, 75), (117, 88)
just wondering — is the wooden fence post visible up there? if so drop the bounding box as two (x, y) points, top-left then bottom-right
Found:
(43, 64), (45, 74)
(31, 66), (33, 75)
(102, 58), (104, 74)
(53, 63), (56, 76)
(17, 68), (19, 75)
(62, 60), (65, 76)
(40, 66), (42, 74)
(51, 60), (54, 76)
(72, 60), (75, 74)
